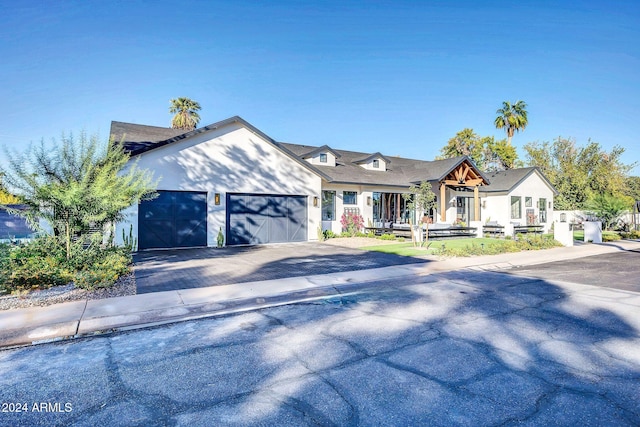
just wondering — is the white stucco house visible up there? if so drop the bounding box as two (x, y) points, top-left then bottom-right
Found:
(480, 168), (557, 236)
(110, 116), (556, 249)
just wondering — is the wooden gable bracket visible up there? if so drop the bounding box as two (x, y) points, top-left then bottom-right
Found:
(439, 160), (486, 222)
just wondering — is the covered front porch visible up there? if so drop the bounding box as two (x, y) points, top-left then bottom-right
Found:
(371, 159), (489, 227)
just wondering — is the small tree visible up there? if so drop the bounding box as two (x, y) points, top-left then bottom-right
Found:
(402, 181), (437, 247)
(585, 193), (631, 231)
(1, 133), (157, 259)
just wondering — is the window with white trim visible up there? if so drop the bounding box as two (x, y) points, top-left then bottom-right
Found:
(511, 196), (521, 219)
(343, 191), (357, 205)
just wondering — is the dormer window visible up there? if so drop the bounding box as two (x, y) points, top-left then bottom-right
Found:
(302, 145), (339, 166)
(354, 152), (389, 171)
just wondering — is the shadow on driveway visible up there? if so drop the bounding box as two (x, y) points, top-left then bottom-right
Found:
(133, 242), (429, 294)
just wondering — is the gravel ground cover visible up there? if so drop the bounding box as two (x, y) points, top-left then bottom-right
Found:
(0, 273), (136, 311)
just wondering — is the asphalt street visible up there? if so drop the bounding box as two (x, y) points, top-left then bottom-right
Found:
(509, 249), (640, 292)
(1, 258), (639, 426)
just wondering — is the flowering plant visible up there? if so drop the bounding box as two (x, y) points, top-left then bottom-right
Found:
(340, 212), (364, 236)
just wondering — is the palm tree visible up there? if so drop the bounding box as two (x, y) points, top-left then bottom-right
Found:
(494, 100), (528, 145)
(169, 97), (202, 130)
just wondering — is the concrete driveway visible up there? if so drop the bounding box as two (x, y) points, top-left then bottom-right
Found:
(133, 242), (428, 294)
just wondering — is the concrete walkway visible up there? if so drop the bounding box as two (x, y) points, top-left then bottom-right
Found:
(1, 240), (639, 348)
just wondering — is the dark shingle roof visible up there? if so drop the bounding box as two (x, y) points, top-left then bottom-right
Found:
(110, 121), (185, 154)
(280, 143), (485, 187)
(110, 117), (333, 181)
(300, 145), (342, 159)
(482, 167), (557, 194)
(353, 152), (392, 165)
(110, 116), (492, 188)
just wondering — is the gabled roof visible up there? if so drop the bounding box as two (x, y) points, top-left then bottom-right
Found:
(281, 143), (490, 187)
(110, 116), (492, 188)
(353, 152), (391, 165)
(109, 116), (332, 181)
(481, 167), (558, 194)
(300, 145), (342, 159)
(111, 116), (281, 156)
(110, 121), (185, 154)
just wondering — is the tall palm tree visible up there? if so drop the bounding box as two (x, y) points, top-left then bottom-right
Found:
(169, 97), (202, 130)
(494, 100), (528, 145)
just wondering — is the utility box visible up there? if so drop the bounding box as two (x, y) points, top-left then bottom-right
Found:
(584, 221), (602, 243)
(554, 222), (573, 247)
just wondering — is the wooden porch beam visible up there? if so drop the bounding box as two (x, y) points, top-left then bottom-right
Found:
(440, 183), (446, 222)
(474, 186), (479, 221)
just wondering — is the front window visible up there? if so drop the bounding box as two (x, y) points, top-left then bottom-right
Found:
(322, 191), (335, 220)
(373, 159), (379, 168)
(539, 198), (547, 223)
(343, 191), (357, 205)
(319, 153), (327, 163)
(525, 197), (532, 207)
(511, 196), (521, 219)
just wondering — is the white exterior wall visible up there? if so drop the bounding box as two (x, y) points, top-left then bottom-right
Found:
(116, 123), (322, 247)
(307, 152), (336, 167)
(359, 158), (388, 171)
(481, 193), (510, 228)
(481, 172), (555, 235)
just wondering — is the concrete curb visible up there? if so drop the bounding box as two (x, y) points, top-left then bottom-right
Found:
(2, 241), (639, 349)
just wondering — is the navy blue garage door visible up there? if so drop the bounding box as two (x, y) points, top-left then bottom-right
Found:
(227, 194), (307, 245)
(139, 191), (207, 250)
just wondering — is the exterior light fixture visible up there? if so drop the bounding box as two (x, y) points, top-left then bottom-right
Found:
(313, 196), (319, 207)
(214, 193), (221, 205)
(367, 196), (372, 206)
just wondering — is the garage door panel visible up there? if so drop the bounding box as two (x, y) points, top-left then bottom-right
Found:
(228, 220), (251, 245)
(139, 220), (175, 248)
(247, 215), (269, 244)
(175, 219), (207, 247)
(269, 216), (289, 243)
(227, 194), (307, 245)
(288, 197), (307, 241)
(139, 191), (207, 250)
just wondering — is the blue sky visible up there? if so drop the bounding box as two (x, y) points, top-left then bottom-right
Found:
(1, 0), (639, 173)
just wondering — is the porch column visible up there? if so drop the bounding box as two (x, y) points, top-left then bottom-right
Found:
(440, 183), (446, 222)
(474, 186), (479, 221)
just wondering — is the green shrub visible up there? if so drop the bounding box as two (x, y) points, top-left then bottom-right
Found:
(377, 233), (396, 240)
(0, 244), (11, 294)
(0, 235), (133, 294)
(432, 235), (561, 257)
(602, 231), (621, 242)
(323, 230), (337, 240)
(7, 256), (73, 291)
(73, 252), (130, 289)
(620, 230), (640, 239)
(9, 235), (66, 264)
